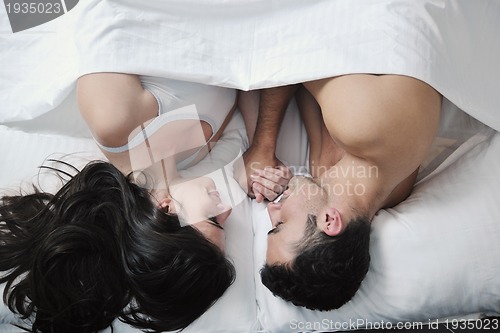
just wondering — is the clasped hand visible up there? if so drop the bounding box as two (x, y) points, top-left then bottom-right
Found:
(235, 146), (292, 203)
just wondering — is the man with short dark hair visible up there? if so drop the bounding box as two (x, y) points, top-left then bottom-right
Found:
(239, 74), (441, 310)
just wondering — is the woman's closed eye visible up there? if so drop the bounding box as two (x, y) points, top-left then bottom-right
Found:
(207, 217), (224, 230)
(267, 221), (283, 235)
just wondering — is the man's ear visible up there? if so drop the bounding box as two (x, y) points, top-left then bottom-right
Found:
(322, 207), (343, 236)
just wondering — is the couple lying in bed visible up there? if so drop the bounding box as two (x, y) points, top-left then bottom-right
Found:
(0, 72), (441, 333)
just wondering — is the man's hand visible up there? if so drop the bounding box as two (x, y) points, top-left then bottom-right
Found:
(236, 146), (292, 202)
(251, 165), (292, 203)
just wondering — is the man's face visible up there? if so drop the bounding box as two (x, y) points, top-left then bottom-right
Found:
(266, 176), (328, 264)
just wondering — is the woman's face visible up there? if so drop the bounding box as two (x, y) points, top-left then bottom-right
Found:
(168, 177), (231, 251)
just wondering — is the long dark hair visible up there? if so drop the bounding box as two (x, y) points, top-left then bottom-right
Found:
(0, 160), (235, 333)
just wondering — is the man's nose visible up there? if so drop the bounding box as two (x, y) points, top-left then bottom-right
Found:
(215, 204), (232, 225)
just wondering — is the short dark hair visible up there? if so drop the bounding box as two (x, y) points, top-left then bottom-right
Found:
(0, 160), (235, 333)
(261, 214), (371, 311)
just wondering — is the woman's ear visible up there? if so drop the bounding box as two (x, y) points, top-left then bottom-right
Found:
(322, 207), (343, 236)
(158, 197), (174, 213)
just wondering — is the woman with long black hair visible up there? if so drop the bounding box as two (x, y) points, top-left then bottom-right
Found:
(0, 72), (238, 333)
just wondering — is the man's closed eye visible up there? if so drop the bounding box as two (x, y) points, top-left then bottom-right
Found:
(267, 221), (283, 235)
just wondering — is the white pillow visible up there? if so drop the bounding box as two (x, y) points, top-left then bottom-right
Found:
(253, 120), (500, 332)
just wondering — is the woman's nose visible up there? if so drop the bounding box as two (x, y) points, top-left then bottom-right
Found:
(215, 204), (232, 225)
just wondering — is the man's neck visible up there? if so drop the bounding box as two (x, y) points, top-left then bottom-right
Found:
(318, 153), (394, 219)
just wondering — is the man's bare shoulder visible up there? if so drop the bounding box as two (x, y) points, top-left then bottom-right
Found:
(304, 74), (441, 169)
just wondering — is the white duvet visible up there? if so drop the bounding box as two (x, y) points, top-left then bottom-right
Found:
(1, 0), (500, 129)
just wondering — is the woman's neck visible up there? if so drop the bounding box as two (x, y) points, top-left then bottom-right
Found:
(142, 156), (179, 203)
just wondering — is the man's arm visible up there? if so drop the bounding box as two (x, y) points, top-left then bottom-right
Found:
(251, 85), (298, 152)
(237, 85), (297, 202)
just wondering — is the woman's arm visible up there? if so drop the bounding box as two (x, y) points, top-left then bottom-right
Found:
(77, 73), (158, 148)
(237, 89), (260, 145)
(76, 73), (208, 179)
(77, 73), (162, 174)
